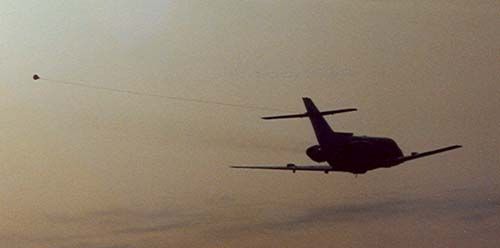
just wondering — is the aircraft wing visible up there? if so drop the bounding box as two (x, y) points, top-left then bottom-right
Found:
(391, 145), (462, 163)
(230, 164), (333, 172)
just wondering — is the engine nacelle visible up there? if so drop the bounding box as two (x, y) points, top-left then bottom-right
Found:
(306, 145), (327, 162)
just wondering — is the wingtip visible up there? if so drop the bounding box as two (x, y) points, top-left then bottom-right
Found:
(438, 145), (463, 153)
(342, 108), (358, 112)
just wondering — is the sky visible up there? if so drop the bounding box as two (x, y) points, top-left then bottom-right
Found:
(1, 0), (499, 247)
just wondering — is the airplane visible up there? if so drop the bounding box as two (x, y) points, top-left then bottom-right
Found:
(231, 97), (461, 175)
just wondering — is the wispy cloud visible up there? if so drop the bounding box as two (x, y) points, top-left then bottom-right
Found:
(58, 242), (132, 248)
(115, 222), (191, 235)
(219, 191), (500, 235)
(10, 188), (499, 248)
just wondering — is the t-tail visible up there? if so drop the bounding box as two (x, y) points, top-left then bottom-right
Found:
(262, 97), (356, 148)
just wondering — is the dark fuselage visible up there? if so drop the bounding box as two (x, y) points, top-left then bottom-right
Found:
(307, 134), (404, 174)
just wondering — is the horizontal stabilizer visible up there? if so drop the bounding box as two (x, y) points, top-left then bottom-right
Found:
(262, 108), (357, 120)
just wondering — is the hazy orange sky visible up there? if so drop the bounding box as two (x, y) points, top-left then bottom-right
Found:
(1, 1), (499, 247)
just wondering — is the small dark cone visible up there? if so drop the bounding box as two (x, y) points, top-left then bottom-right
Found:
(33, 74), (40, 80)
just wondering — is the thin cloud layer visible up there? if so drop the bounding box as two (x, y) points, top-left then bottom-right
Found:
(17, 187), (499, 248)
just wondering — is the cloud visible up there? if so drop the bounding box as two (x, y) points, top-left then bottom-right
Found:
(224, 192), (500, 235)
(46, 207), (180, 225)
(21, 188), (500, 247)
(459, 198), (500, 223)
(115, 222), (191, 235)
(57, 242), (132, 248)
(39, 205), (208, 244)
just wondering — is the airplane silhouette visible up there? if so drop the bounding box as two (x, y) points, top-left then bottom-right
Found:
(231, 97), (461, 174)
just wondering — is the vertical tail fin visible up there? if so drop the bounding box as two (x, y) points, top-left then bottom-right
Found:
(261, 97), (356, 148)
(302, 97), (335, 146)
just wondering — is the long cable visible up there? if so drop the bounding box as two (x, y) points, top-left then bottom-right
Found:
(32, 75), (288, 112)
